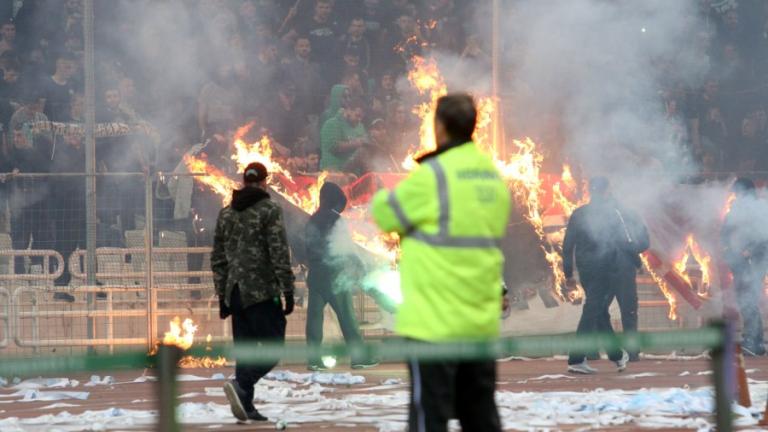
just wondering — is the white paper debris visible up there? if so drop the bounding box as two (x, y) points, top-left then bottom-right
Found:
(85, 376), (115, 387)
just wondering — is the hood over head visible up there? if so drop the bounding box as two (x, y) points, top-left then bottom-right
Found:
(231, 186), (270, 211)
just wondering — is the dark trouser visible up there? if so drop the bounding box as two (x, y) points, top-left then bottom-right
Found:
(568, 270), (627, 365)
(11, 198), (55, 274)
(597, 270), (639, 358)
(733, 265), (766, 353)
(53, 188), (86, 286)
(408, 357), (501, 432)
(305, 284), (363, 363)
(230, 288), (286, 409)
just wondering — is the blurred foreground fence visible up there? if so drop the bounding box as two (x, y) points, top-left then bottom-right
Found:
(0, 325), (735, 432)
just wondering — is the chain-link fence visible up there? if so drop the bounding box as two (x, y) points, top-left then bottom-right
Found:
(0, 171), (394, 356)
(0, 171), (750, 355)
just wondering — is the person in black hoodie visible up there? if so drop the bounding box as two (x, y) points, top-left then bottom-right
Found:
(562, 177), (649, 374)
(211, 162), (296, 423)
(305, 182), (378, 370)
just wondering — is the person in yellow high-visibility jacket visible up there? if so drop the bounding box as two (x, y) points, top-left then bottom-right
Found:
(372, 93), (511, 432)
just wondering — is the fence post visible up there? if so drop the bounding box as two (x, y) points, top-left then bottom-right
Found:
(156, 344), (181, 432)
(145, 173), (155, 350)
(711, 320), (733, 432)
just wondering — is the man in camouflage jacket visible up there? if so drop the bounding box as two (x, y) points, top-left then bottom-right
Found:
(212, 162), (295, 423)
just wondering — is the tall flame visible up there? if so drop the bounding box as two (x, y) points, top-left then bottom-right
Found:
(183, 127), (327, 214)
(402, 56), (448, 170)
(183, 155), (239, 205)
(639, 255), (678, 320)
(496, 138), (569, 300)
(674, 234), (713, 293)
(163, 316), (197, 350)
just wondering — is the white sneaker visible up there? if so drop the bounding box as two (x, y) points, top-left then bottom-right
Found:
(615, 350), (629, 372)
(568, 361), (598, 374)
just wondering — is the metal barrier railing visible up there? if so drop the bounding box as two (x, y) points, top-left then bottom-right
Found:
(0, 250), (65, 281)
(0, 324), (735, 432)
(0, 287), (9, 348)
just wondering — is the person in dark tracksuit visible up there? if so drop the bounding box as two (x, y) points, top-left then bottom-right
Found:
(304, 182), (378, 370)
(562, 177), (649, 374)
(722, 177), (768, 356)
(211, 162), (295, 422)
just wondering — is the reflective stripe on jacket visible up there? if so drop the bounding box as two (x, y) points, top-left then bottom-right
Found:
(372, 142), (511, 341)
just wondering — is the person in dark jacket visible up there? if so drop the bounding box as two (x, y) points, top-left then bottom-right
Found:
(722, 177), (768, 356)
(562, 177), (649, 374)
(211, 162), (295, 423)
(304, 182), (378, 370)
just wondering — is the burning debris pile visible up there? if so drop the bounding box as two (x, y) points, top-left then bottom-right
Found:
(150, 317), (228, 368)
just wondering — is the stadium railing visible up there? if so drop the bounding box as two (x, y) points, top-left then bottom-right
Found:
(0, 323), (734, 432)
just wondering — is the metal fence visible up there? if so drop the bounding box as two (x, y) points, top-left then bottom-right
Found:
(0, 171), (736, 355)
(0, 171), (393, 356)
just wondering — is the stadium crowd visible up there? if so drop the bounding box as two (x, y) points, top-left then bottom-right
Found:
(0, 0), (766, 293)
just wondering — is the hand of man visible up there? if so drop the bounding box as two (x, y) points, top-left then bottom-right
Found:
(218, 296), (230, 320)
(283, 293), (295, 316)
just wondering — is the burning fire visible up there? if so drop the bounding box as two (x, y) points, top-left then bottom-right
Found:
(183, 124), (327, 214)
(183, 155), (239, 204)
(163, 316), (197, 350)
(552, 165), (588, 218)
(402, 56), (447, 170)
(639, 255), (679, 320)
(495, 138), (571, 300)
(153, 317), (228, 368)
(674, 234), (713, 295)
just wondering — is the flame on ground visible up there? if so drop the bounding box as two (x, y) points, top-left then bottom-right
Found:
(152, 318), (230, 368)
(163, 316), (198, 350)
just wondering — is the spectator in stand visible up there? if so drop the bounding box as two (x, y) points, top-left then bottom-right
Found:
(22, 48), (46, 85)
(248, 40), (281, 105)
(258, 84), (305, 156)
(97, 84), (146, 233)
(118, 76), (141, 121)
(339, 17), (371, 73)
(98, 86), (137, 124)
(424, 0), (464, 53)
(42, 54), (79, 122)
(348, 117), (398, 173)
(461, 34), (490, 64)
(386, 14), (424, 73)
(7, 89), (57, 286)
(68, 93), (84, 123)
(51, 98), (85, 287)
(386, 101), (413, 151)
(371, 70), (398, 118)
(321, 83), (349, 125)
(688, 78), (722, 160)
(320, 97), (368, 172)
(0, 21), (15, 56)
(0, 60), (22, 112)
(198, 62), (242, 138)
(282, 37), (323, 115)
(362, 0), (387, 42)
(700, 106), (729, 170)
(738, 115), (764, 171)
(288, 0), (339, 84)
